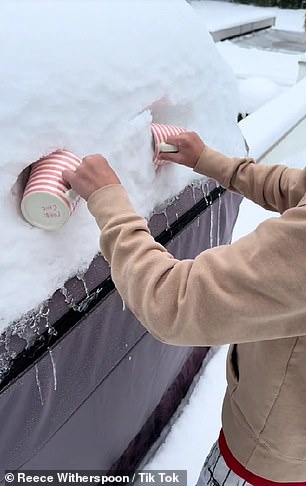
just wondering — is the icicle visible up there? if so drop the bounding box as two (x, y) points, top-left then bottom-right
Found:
(122, 299), (126, 311)
(60, 285), (89, 312)
(35, 364), (44, 405)
(0, 326), (20, 382)
(200, 181), (209, 208)
(60, 286), (75, 308)
(217, 192), (222, 247)
(41, 306), (56, 336)
(0, 343), (11, 382)
(210, 201), (214, 248)
(201, 180), (209, 198)
(49, 349), (57, 391)
(191, 185), (197, 206)
(3, 330), (10, 354)
(13, 311), (40, 349)
(77, 272), (90, 298)
(175, 212), (179, 221)
(76, 287), (104, 312)
(128, 356), (132, 361)
(162, 209), (170, 230)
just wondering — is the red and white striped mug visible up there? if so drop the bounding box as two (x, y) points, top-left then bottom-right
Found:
(21, 150), (81, 230)
(151, 123), (186, 166)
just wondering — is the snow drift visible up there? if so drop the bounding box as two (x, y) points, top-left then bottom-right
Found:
(1, 0), (245, 329)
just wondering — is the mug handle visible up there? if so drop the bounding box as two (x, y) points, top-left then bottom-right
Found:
(65, 189), (79, 202)
(158, 142), (179, 153)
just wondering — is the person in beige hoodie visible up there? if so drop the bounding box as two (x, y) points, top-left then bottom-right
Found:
(63, 132), (306, 486)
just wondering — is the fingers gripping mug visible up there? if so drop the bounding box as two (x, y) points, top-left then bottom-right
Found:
(21, 150), (81, 230)
(151, 123), (186, 166)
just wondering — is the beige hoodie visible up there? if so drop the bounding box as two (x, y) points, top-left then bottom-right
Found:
(88, 146), (306, 482)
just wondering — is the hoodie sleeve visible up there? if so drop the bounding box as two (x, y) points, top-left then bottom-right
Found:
(194, 145), (306, 213)
(87, 179), (306, 346)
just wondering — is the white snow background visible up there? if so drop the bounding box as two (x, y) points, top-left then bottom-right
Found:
(1, 0), (246, 331)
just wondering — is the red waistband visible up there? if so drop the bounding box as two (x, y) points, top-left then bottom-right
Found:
(219, 430), (306, 486)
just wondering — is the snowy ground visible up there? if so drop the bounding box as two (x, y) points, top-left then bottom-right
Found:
(191, 0), (305, 113)
(191, 0), (304, 113)
(144, 3), (306, 484)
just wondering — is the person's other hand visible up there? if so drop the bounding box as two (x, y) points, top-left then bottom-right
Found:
(62, 154), (121, 201)
(158, 131), (205, 169)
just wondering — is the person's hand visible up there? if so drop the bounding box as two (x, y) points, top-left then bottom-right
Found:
(158, 131), (205, 169)
(62, 154), (121, 201)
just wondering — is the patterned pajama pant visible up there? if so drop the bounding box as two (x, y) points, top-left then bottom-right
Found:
(196, 440), (252, 486)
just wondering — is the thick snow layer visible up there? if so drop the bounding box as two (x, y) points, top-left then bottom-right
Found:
(216, 41), (300, 114)
(238, 77), (283, 114)
(239, 76), (306, 160)
(191, 0), (306, 33)
(0, 0), (245, 331)
(217, 41), (300, 88)
(191, 0), (273, 31)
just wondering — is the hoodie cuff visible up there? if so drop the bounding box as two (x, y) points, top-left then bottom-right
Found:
(193, 145), (243, 188)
